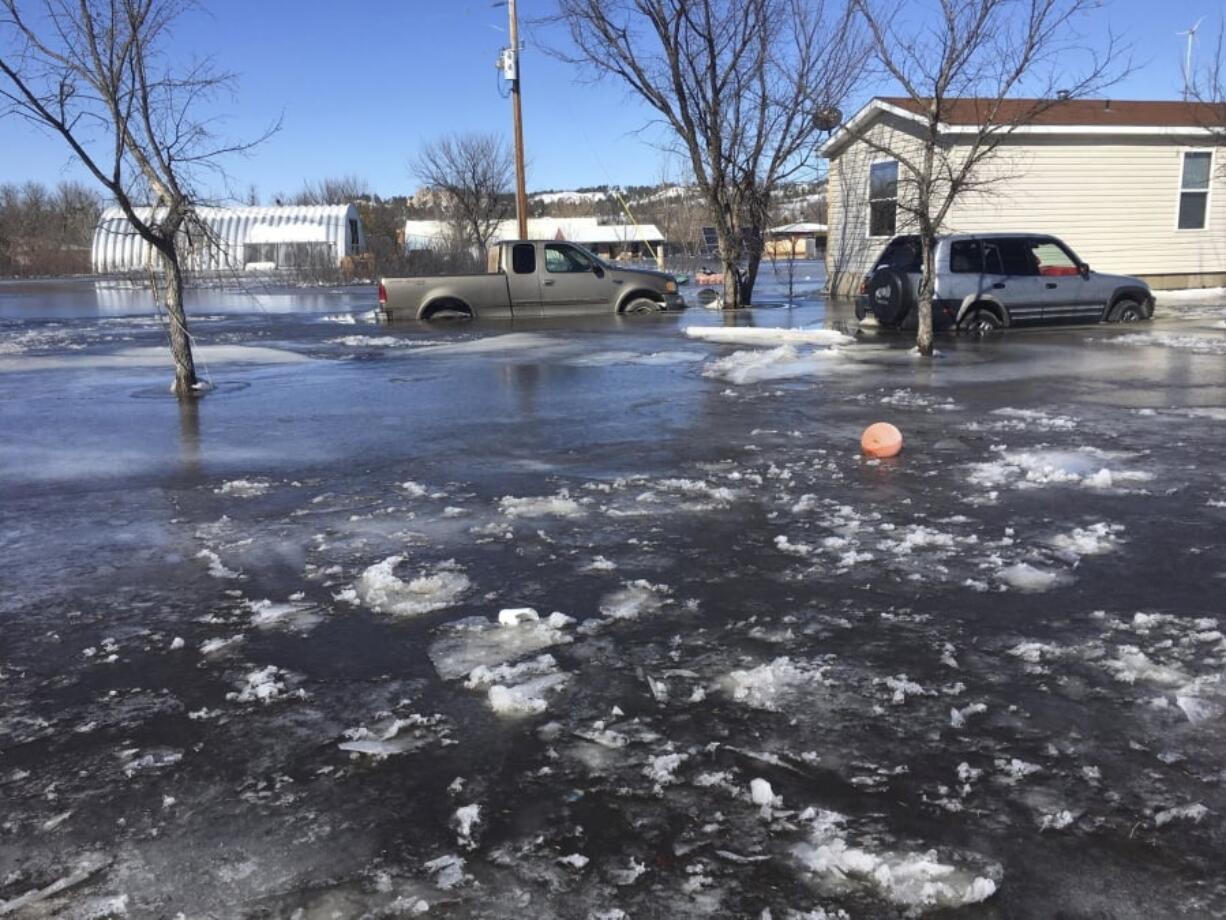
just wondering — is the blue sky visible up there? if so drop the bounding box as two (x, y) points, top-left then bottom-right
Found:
(0, 0), (1220, 200)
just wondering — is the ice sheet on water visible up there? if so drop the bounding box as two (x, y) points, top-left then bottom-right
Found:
(428, 609), (574, 680)
(337, 555), (470, 617)
(599, 580), (672, 620)
(246, 597), (322, 632)
(1154, 803), (1209, 827)
(0, 344), (310, 373)
(964, 407), (1078, 432)
(684, 326), (853, 347)
(1101, 647), (1190, 687)
(996, 563), (1071, 593)
(563, 349), (705, 366)
(326, 335), (441, 348)
(791, 809), (1000, 910)
(498, 489), (586, 518)
(339, 712), (451, 757)
(721, 657), (829, 711)
(487, 670), (569, 716)
(1104, 332), (1226, 356)
(226, 665), (304, 705)
(701, 345), (843, 385)
(1048, 522), (1124, 558)
(968, 447), (1152, 492)
(213, 479), (271, 498)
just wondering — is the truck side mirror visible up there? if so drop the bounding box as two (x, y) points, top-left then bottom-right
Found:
(1079, 263), (1091, 279)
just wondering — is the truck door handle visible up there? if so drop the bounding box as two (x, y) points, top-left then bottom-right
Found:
(992, 283), (1005, 289)
(1045, 282), (1057, 289)
(542, 280), (555, 286)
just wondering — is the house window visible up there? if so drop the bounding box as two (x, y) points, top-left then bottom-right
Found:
(1178, 151), (1212, 230)
(868, 160), (898, 238)
(348, 218), (360, 251)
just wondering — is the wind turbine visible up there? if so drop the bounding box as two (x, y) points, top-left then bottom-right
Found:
(1178, 17), (1204, 101)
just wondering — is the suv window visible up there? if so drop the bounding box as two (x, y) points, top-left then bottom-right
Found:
(949, 239), (983, 274)
(545, 243), (595, 273)
(874, 236), (921, 273)
(1029, 239), (1079, 276)
(982, 238), (1036, 276)
(511, 243), (536, 274)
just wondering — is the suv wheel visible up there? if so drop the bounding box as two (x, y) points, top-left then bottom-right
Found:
(961, 307), (1002, 335)
(1111, 299), (1144, 323)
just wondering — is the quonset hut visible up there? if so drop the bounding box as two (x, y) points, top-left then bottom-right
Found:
(91, 204), (366, 274)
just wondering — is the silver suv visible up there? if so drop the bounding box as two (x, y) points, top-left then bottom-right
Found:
(855, 233), (1154, 332)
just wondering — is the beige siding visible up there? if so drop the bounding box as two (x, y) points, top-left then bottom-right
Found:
(946, 138), (1225, 277)
(826, 119), (1226, 294)
(826, 117), (922, 295)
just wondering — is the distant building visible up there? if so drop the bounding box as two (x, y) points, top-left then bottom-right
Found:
(403, 217), (667, 266)
(91, 204), (366, 274)
(765, 222), (828, 260)
(821, 97), (1226, 294)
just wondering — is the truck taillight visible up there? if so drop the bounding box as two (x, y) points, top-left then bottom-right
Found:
(378, 282), (387, 306)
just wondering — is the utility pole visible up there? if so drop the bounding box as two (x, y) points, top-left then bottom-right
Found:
(507, 0), (529, 238)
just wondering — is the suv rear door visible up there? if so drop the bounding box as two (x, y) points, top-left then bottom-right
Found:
(981, 237), (1046, 326)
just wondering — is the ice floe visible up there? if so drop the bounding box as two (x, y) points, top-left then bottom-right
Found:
(791, 809), (1000, 909)
(338, 555), (470, 617)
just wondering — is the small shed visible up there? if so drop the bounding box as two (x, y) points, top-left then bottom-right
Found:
(766, 222), (828, 260)
(91, 204), (366, 274)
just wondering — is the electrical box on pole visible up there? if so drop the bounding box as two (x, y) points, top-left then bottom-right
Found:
(498, 47), (517, 83)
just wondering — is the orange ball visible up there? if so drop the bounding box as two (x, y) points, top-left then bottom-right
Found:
(861, 422), (903, 458)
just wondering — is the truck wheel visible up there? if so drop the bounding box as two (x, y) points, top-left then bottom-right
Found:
(423, 300), (473, 322)
(623, 297), (663, 314)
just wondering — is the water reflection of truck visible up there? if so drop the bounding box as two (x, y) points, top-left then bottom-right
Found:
(377, 240), (684, 321)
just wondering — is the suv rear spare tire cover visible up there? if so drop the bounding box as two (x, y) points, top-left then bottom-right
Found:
(866, 268), (913, 326)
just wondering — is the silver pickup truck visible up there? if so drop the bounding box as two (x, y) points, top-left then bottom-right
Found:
(377, 239), (685, 321)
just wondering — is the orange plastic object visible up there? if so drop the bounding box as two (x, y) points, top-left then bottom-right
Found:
(861, 422), (903, 458)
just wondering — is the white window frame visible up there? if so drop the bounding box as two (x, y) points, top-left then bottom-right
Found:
(1175, 148), (1213, 233)
(866, 158), (899, 240)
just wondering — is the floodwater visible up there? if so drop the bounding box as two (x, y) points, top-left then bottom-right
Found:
(1, 274), (1225, 919)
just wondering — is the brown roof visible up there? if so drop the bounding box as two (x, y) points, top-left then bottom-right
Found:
(878, 96), (1221, 128)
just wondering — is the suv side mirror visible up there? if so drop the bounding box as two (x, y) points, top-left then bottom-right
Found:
(592, 264), (605, 278)
(1079, 263), (1091, 279)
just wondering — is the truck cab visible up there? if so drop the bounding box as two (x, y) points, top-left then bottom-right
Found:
(378, 240), (685, 321)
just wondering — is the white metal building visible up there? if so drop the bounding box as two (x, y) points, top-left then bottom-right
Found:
(91, 204), (366, 273)
(403, 217), (666, 263)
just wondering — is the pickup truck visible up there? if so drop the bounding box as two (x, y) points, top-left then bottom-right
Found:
(377, 239), (685, 321)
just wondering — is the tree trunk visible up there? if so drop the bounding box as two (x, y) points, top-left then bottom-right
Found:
(742, 249), (762, 306)
(159, 247), (198, 397)
(915, 234), (936, 357)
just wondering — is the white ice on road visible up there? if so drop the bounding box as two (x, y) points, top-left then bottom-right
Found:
(685, 326), (853, 347)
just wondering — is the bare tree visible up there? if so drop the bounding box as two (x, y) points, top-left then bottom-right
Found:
(1191, 21), (1226, 160)
(0, 0), (275, 396)
(294, 174), (371, 206)
(848, 0), (1124, 355)
(412, 133), (513, 262)
(552, 0), (862, 308)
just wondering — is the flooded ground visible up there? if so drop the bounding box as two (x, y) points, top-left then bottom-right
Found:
(1, 275), (1225, 918)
